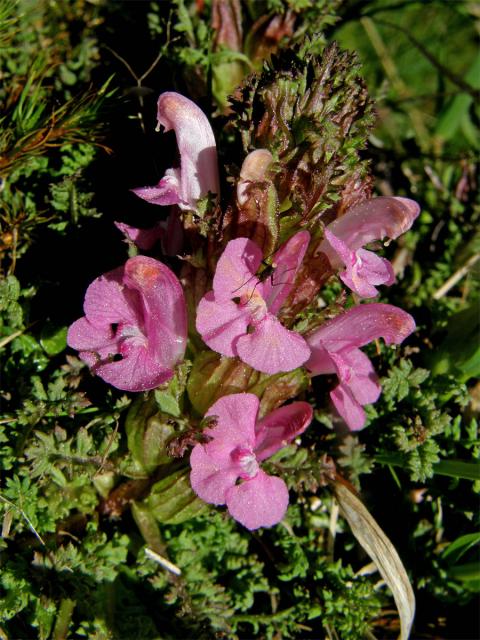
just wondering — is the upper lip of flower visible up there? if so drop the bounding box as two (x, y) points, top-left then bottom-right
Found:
(131, 91), (220, 212)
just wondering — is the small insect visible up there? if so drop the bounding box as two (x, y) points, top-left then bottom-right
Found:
(231, 256), (296, 305)
(88, 350), (123, 372)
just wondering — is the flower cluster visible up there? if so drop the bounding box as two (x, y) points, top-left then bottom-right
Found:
(68, 92), (418, 529)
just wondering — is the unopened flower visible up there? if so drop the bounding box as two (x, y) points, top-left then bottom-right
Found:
(196, 232), (311, 374)
(132, 92), (219, 211)
(319, 196), (420, 297)
(190, 393), (313, 530)
(236, 149), (273, 205)
(305, 303), (416, 430)
(67, 256), (187, 392)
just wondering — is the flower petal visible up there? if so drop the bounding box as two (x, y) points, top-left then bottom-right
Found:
(329, 349), (381, 406)
(236, 314), (311, 374)
(205, 393), (260, 452)
(262, 231), (310, 315)
(131, 169), (182, 206)
(322, 230), (394, 298)
(321, 196), (420, 253)
(92, 341), (174, 392)
(212, 237), (263, 301)
(303, 340), (337, 376)
(189, 393), (261, 504)
(225, 470), (289, 529)
(190, 443), (239, 505)
(322, 228), (354, 271)
(196, 292), (251, 357)
(83, 268), (139, 328)
(330, 383), (367, 431)
(354, 249), (396, 286)
(305, 303), (415, 353)
(124, 256), (187, 367)
(255, 401), (313, 461)
(114, 221), (165, 251)
(67, 317), (115, 352)
(338, 248), (395, 298)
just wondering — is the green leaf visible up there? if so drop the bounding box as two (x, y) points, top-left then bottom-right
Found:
(40, 323), (68, 356)
(435, 50), (480, 143)
(432, 460), (480, 481)
(429, 304), (480, 382)
(125, 395), (176, 474)
(447, 563), (480, 591)
(145, 467), (208, 524)
(442, 532), (480, 565)
(376, 454), (480, 481)
(154, 361), (190, 418)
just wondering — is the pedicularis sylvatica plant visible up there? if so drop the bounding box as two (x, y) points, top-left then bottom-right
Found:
(66, 40), (420, 634)
(2, 1), (479, 636)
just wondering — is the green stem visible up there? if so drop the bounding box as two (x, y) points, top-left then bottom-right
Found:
(232, 607), (296, 624)
(52, 598), (75, 640)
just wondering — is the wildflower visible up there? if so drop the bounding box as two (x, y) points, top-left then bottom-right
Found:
(305, 303), (416, 430)
(190, 393), (313, 530)
(319, 196), (420, 297)
(114, 214), (183, 256)
(132, 92), (219, 211)
(67, 256), (187, 392)
(114, 221), (165, 251)
(196, 232), (311, 374)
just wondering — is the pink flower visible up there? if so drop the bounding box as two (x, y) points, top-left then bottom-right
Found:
(190, 393), (313, 530)
(196, 232), (312, 374)
(319, 196), (420, 297)
(132, 92), (219, 212)
(114, 221), (165, 251)
(305, 303), (416, 430)
(114, 214), (183, 256)
(67, 256), (187, 392)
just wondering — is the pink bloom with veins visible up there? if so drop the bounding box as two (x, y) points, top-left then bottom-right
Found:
(190, 393), (313, 530)
(196, 231), (312, 374)
(305, 303), (416, 430)
(132, 92), (220, 212)
(319, 196), (420, 297)
(67, 256), (187, 392)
